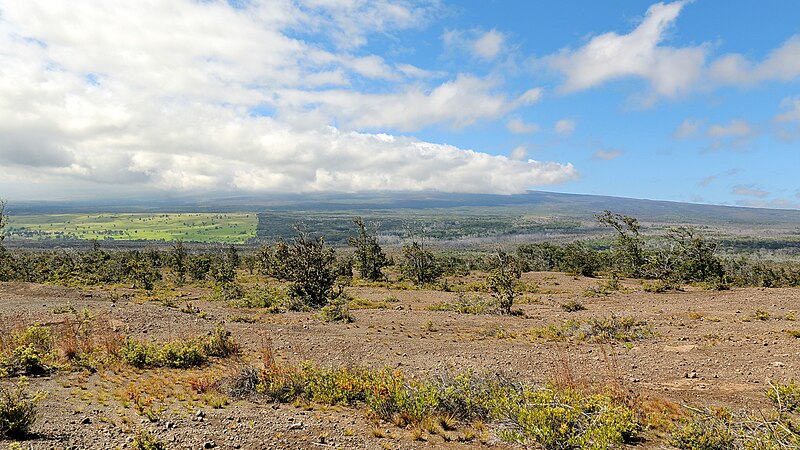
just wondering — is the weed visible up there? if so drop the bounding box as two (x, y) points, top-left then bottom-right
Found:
(642, 280), (681, 293)
(131, 429), (166, 450)
(583, 275), (624, 297)
(753, 309), (771, 321)
(0, 380), (46, 438)
(786, 329), (800, 338)
(767, 379), (800, 413)
(427, 292), (497, 315)
(530, 315), (653, 343)
(560, 299), (586, 312)
(319, 296), (354, 323)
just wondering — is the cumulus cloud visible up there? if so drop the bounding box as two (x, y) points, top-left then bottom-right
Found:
(555, 119), (576, 135)
(509, 145), (528, 161)
(0, 0), (576, 197)
(774, 96), (800, 142)
(709, 36), (800, 85)
(473, 29), (505, 60)
(705, 119), (756, 150)
(732, 185), (769, 198)
(673, 119), (703, 139)
(278, 76), (543, 131)
(698, 175), (716, 187)
(547, 1), (706, 98)
(506, 117), (539, 134)
(443, 28), (507, 62)
(592, 149), (623, 161)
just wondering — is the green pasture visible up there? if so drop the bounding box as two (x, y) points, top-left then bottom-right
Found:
(6, 213), (257, 244)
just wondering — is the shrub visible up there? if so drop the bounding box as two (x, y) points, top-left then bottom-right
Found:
(319, 296), (354, 323)
(669, 417), (736, 450)
(767, 379), (800, 413)
(560, 299), (586, 312)
(132, 429), (166, 450)
(119, 326), (237, 369)
(400, 241), (442, 284)
(531, 316), (653, 342)
(427, 293), (497, 315)
(204, 323), (240, 358)
(486, 251), (520, 315)
(0, 381), (46, 438)
(349, 217), (389, 281)
(229, 284), (287, 312)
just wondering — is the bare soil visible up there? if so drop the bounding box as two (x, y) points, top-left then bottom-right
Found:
(1, 273), (798, 449)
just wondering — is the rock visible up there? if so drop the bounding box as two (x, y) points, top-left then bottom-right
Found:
(686, 371), (698, 379)
(288, 421), (304, 430)
(204, 441), (216, 448)
(195, 409), (206, 418)
(771, 361), (785, 367)
(81, 417), (92, 425)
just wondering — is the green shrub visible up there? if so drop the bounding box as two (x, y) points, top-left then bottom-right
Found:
(0, 381), (46, 438)
(669, 418), (736, 450)
(229, 284), (287, 312)
(531, 316), (653, 342)
(204, 323), (239, 358)
(119, 326), (238, 369)
(427, 292), (498, 315)
(560, 299), (586, 312)
(319, 297), (354, 323)
(767, 379), (800, 413)
(132, 429), (166, 450)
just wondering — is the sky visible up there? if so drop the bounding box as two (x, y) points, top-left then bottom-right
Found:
(0, 1), (799, 208)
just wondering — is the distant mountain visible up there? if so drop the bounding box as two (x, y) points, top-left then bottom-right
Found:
(9, 190), (800, 226)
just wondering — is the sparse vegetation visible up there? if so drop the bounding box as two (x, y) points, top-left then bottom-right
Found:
(0, 380), (46, 439)
(530, 316), (653, 342)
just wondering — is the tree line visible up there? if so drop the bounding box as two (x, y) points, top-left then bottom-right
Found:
(2, 203), (799, 317)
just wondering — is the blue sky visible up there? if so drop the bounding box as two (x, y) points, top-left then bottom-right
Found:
(0, 1), (798, 208)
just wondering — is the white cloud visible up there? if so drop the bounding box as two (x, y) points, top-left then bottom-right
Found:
(506, 117), (539, 134)
(776, 96), (800, 123)
(555, 119), (576, 135)
(673, 119), (703, 139)
(732, 185), (768, 198)
(707, 120), (753, 138)
(705, 119), (756, 151)
(509, 145), (528, 161)
(775, 96), (800, 142)
(592, 149), (623, 161)
(709, 35), (800, 85)
(698, 175), (716, 187)
(0, 0), (576, 197)
(547, 1), (706, 98)
(473, 29), (505, 60)
(443, 28), (507, 62)
(278, 76), (542, 131)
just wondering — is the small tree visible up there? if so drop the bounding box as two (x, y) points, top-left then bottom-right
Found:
(0, 198), (7, 245)
(666, 227), (724, 282)
(286, 228), (342, 308)
(170, 240), (188, 285)
(486, 250), (520, 315)
(125, 252), (161, 291)
(596, 210), (645, 277)
(400, 241), (442, 284)
(348, 217), (388, 281)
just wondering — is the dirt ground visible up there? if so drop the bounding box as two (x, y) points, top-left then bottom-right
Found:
(0, 273), (798, 449)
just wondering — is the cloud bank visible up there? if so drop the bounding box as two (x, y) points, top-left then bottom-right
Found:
(0, 0), (576, 198)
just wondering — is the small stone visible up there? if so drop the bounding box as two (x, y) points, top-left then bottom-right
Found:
(195, 409), (206, 418)
(81, 417), (92, 425)
(288, 421), (304, 430)
(204, 441), (216, 448)
(771, 361), (785, 367)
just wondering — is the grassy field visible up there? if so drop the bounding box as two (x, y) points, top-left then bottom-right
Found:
(6, 213), (257, 243)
